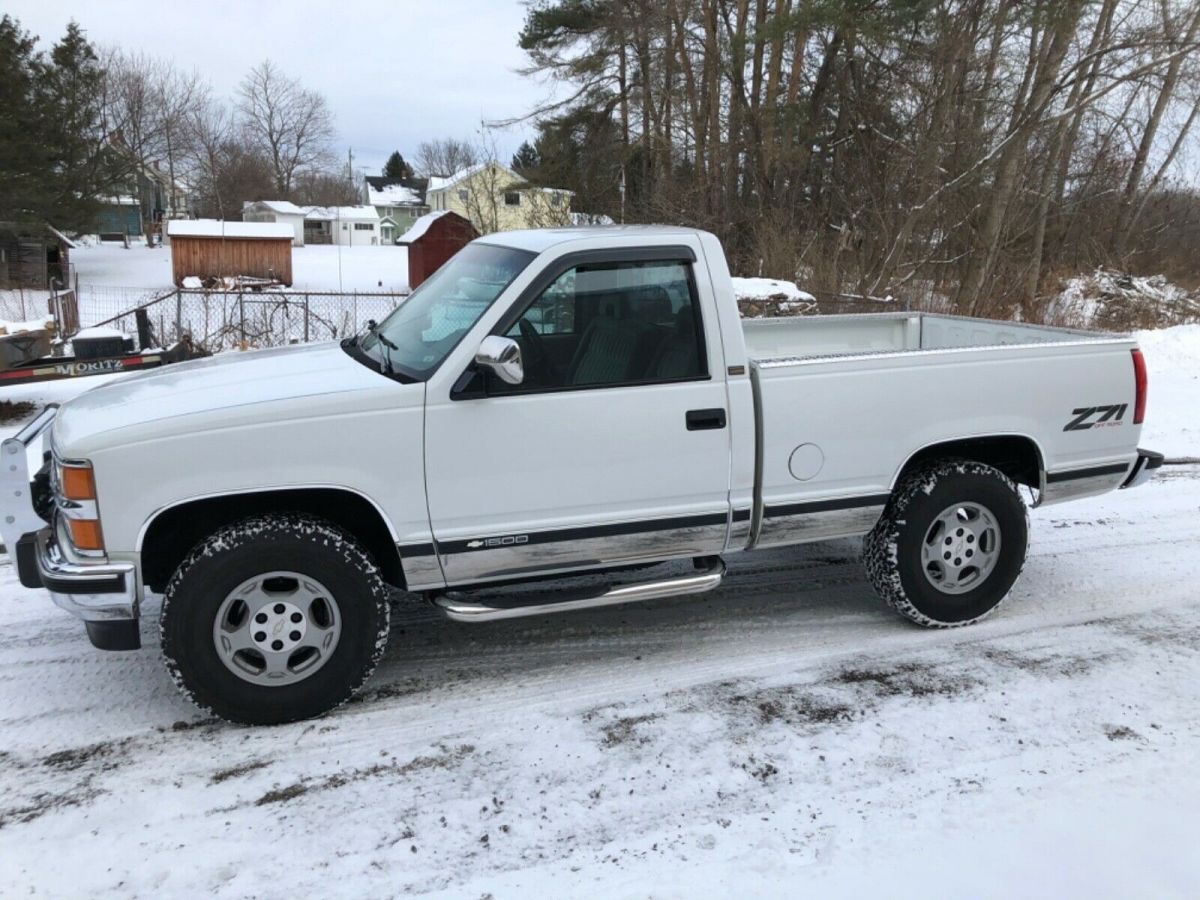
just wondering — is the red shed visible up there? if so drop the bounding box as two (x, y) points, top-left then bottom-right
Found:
(397, 211), (479, 289)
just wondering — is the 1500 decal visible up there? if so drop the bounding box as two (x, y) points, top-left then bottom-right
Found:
(1064, 404), (1127, 432)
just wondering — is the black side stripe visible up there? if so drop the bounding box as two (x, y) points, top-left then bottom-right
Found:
(1045, 463), (1130, 484)
(765, 493), (891, 519)
(434, 512), (729, 556)
(732, 508), (752, 523)
(398, 542), (437, 558)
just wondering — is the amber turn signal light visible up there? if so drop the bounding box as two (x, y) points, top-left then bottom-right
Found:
(61, 465), (97, 501)
(66, 517), (104, 551)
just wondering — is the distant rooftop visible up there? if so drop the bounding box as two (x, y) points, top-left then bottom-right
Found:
(364, 176), (428, 207)
(244, 200), (306, 216)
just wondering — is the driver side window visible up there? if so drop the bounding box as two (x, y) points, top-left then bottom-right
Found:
(498, 259), (707, 392)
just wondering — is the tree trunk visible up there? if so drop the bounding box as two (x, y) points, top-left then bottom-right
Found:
(956, 1), (1084, 313)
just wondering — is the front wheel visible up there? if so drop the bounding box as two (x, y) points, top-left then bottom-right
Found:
(160, 514), (390, 724)
(863, 459), (1029, 627)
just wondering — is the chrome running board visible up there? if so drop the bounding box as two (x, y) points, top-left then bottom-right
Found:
(431, 558), (726, 623)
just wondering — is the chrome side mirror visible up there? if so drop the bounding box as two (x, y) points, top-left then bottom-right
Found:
(474, 335), (524, 385)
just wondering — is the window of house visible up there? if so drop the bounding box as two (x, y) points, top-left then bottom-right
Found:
(495, 259), (707, 393)
(550, 192), (562, 207)
(505, 192), (521, 207)
(354, 223), (375, 231)
(457, 189), (469, 203)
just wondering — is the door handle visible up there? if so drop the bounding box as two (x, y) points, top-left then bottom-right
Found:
(686, 408), (727, 431)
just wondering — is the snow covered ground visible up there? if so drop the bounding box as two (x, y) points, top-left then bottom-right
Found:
(0, 326), (1196, 897)
(72, 242), (411, 293)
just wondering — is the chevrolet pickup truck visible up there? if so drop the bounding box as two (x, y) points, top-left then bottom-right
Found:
(3, 227), (1162, 723)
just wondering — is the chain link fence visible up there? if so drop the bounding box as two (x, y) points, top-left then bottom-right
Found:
(89, 289), (406, 352)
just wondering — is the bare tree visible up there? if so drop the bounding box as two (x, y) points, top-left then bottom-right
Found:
(415, 137), (478, 177)
(186, 96), (234, 218)
(237, 59), (336, 196)
(155, 64), (206, 217)
(104, 49), (167, 241)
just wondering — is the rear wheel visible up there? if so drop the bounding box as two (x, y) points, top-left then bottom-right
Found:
(863, 459), (1028, 627)
(160, 514), (390, 724)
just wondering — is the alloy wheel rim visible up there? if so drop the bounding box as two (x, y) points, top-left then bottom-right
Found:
(212, 571), (341, 686)
(919, 502), (1002, 595)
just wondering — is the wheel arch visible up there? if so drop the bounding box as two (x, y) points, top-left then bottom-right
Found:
(139, 487), (405, 593)
(891, 434), (1045, 494)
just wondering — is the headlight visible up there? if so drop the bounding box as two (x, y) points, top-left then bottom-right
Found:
(54, 458), (105, 553)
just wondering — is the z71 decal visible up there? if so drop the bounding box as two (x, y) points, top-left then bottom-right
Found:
(1064, 404), (1127, 432)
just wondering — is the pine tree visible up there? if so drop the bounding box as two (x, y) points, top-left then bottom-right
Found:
(511, 140), (541, 176)
(382, 150), (413, 180)
(43, 21), (107, 233)
(0, 15), (51, 228)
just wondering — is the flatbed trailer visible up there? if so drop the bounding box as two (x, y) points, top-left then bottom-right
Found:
(0, 343), (196, 388)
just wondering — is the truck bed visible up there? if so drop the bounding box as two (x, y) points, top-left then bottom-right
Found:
(740, 312), (1141, 551)
(741, 312), (1106, 362)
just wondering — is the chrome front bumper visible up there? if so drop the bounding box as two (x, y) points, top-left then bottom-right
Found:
(32, 528), (138, 621)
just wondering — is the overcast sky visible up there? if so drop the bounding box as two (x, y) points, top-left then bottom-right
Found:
(7, 0), (548, 175)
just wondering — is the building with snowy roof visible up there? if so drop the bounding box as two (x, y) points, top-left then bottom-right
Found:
(166, 219), (294, 286)
(362, 176), (429, 245)
(396, 211), (478, 288)
(424, 162), (572, 234)
(242, 200), (308, 247)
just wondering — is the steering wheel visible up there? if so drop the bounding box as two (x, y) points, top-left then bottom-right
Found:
(518, 319), (561, 384)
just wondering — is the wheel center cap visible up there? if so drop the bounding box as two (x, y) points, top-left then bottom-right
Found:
(249, 600), (307, 653)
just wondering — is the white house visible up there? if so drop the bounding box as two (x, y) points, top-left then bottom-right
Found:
(242, 200), (307, 246)
(308, 206), (383, 246)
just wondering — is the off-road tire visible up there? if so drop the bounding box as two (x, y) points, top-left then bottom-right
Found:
(863, 459), (1029, 627)
(160, 514), (390, 724)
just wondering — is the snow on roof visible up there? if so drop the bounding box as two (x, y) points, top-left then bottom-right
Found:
(244, 200), (306, 216)
(167, 219), (294, 240)
(396, 211), (452, 244)
(367, 183), (424, 207)
(99, 195), (138, 206)
(427, 162), (496, 192)
(46, 225), (78, 249)
(303, 206), (332, 220)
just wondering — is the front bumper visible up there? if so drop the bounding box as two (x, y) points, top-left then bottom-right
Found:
(3, 405), (141, 650)
(1120, 448), (1164, 489)
(17, 528), (141, 650)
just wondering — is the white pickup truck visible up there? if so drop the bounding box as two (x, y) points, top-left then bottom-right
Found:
(4, 227), (1162, 723)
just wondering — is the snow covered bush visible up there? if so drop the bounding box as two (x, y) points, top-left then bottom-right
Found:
(1047, 270), (1200, 331)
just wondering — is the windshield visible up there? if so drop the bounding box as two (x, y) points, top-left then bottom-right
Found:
(358, 243), (536, 380)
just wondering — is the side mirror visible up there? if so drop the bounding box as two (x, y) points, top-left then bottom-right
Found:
(474, 335), (524, 385)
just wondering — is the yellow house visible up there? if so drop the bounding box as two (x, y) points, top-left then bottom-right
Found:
(425, 162), (572, 234)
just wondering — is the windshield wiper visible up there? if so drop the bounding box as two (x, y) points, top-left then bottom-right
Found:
(362, 319), (399, 374)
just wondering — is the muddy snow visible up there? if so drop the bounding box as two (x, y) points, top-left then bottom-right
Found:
(0, 326), (1197, 898)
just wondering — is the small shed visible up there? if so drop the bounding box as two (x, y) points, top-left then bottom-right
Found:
(242, 200), (307, 246)
(0, 224), (74, 289)
(167, 219), (294, 286)
(397, 211), (479, 289)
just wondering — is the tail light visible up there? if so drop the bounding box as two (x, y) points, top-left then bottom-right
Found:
(1131, 348), (1147, 425)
